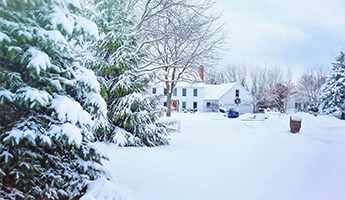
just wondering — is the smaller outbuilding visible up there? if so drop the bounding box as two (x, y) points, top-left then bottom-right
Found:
(150, 82), (254, 114)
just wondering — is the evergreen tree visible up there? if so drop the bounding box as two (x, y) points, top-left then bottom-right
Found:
(319, 51), (345, 119)
(89, 0), (171, 146)
(0, 0), (106, 199)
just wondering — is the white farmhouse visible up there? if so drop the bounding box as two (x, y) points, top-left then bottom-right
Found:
(151, 82), (254, 114)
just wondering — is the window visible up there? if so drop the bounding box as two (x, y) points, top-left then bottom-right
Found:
(235, 89), (239, 97)
(182, 88), (186, 96)
(182, 101), (186, 109)
(152, 88), (156, 94)
(193, 88), (198, 97)
(173, 88), (177, 96)
(206, 102), (211, 107)
(164, 88), (167, 95)
(164, 102), (167, 107)
(193, 102), (197, 109)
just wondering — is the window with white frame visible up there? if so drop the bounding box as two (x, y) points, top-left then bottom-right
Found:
(193, 88), (198, 97)
(173, 88), (177, 96)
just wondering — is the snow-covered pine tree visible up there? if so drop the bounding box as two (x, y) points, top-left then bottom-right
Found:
(0, 0), (106, 199)
(89, 0), (171, 146)
(319, 51), (345, 119)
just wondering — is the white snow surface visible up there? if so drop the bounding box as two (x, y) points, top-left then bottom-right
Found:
(41, 30), (68, 48)
(27, 47), (52, 74)
(81, 177), (134, 200)
(92, 112), (345, 200)
(0, 31), (10, 41)
(0, 89), (14, 102)
(1, 0), (7, 6)
(50, 94), (93, 126)
(61, 123), (82, 146)
(75, 17), (99, 40)
(75, 67), (101, 93)
(85, 93), (107, 117)
(17, 87), (52, 108)
(204, 83), (237, 100)
(50, 6), (74, 35)
(291, 114), (302, 121)
(48, 123), (85, 147)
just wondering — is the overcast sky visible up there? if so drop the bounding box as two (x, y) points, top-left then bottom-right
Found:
(213, 0), (345, 73)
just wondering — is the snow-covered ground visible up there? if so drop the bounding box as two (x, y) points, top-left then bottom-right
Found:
(88, 112), (345, 200)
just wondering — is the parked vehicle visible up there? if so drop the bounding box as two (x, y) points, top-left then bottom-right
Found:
(219, 107), (227, 113)
(256, 108), (265, 114)
(228, 107), (240, 118)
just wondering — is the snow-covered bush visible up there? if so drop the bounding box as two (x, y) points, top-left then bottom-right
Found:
(0, 0), (106, 199)
(319, 51), (345, 119)
(89, 0), (172, 146)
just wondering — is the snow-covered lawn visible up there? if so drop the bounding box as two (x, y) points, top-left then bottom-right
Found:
(89, 112), (345, 200)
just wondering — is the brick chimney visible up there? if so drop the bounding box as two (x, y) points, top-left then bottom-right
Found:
(198, 66), (204, 82)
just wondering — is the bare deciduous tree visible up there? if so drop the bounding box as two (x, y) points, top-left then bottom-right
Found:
(205, 64), (249, 89)
(297, 66), (327, 112)
(136, 0), (225, 116)
(262, 82), (295, 113)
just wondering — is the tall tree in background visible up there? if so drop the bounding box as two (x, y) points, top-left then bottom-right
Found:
(205, 65), (249, 89)
(262, 82), (295, 113)
(89, 0), (171, 146)
(319, 51), (345, 119)
(297, 67), (326, 113)
(0, 0), (107, 199)
(137, 0), (225, 117)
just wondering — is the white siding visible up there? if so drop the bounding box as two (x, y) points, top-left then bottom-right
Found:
(174, 86), (204, 112)
(218, 84), (253, 114)
(150, 82), (253, 113)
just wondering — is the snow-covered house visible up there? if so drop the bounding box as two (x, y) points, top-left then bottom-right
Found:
(151, 82), (254, 114)
(286, 94), (309, 111)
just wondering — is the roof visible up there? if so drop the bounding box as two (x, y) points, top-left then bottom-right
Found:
(150, 82), (206, 88)
(204, 83), (237, 100)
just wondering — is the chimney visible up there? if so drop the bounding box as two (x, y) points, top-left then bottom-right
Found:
(198, 66), (204, 82)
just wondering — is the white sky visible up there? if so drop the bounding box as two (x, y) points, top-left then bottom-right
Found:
(213, 0), (345, 73)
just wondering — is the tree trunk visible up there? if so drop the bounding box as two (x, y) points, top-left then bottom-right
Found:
(165, 81), (172, 117)
(166, 93), (172, 117)
(342, 112), (345, 120)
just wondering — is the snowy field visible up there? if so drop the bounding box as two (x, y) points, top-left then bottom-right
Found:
(88, 112), (345, 200)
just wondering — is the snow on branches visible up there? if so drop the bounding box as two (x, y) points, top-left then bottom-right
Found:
(319, 51), (345, 119)
(262, 82), (295, 113)
(0, 0), (106, 199)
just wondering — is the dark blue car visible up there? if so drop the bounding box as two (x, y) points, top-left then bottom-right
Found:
(227, 108), (239, 118)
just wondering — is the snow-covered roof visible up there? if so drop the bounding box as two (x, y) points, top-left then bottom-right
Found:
(150, 81), (206, 88)
(204, 83), (237, 100)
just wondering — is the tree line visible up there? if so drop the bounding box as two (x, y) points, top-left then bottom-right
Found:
(205, 62), (344, 117)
